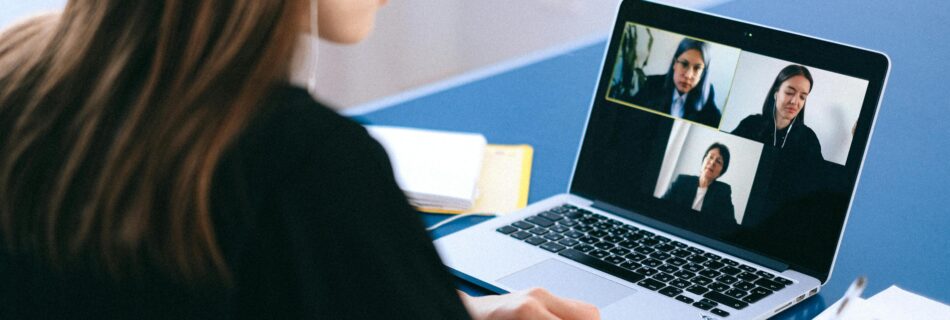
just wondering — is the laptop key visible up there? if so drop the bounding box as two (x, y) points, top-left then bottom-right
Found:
(550, 225), (571, 233)
(557, 219), (579, 227)
(543, 233), (564, 241)
(642, 258), (663, 268)
(557, 238), (579, 247)
(737, 272), (759, 282)
(657, 265), (678, 274)
(618, 240), (639, 249)
(557, 249), (646, 284)
(734, 281), (756, 291)
(725, 288), (748, 299)
(738, 265), (757, 273)
(710, 308), (730, 317)
(496, 226), (518, 234)
(686, 247), (705, 254)
(698, 270), (721, 279)
(589, 250), (610, 259)
(526, 216), (555, 227)
(638, 278), (665, 291)
(720, 266), (742, 276)
(687, 285), (710, 295)
(675, 295), (695, 304)
(525, 237), (547, 246)
(691, 276), (714, 286)
(620, 261), (642, 271)
(702, 252), (722, 260)
(704, 291), (749, 310)
(636, 267), (659, 276)
(540, 242), (566, 253)
(673, 270), (695, 280)
(754, 278), (786, 291)
(700, 298), (719, 306)
(683, 263), (704, 273)
(603, 235), (624, 243)
(692, 301), (715, 311)
(653, 273), (675, 282)
(671, 249), (692, 258)
(751, 287), (773, 296)
(755, 271), (775, 279)
(528, 228), (550, 235)
(708, 283), (729, 293)
(564, 231), (584, 239)
(634, 246), (654, 254)
(511, 231), (532, 240)
(717, 275), (739, 284)
(649, 251), (671, 260)
(702, 260), (725, 270)
(594, 242), (614, 251)
(775, 277), (794, 286)
(512, 221), (535, 230)
(687, 255), (709, 264)
(609, 247), (630, 256)
(589, 230), (609, 238)
(573, 244), (595, 253)
(578, 236), (599, 244)
(720, 258), (739, 266)
(539, 211), (564, 221)
(742, 292), (769, 304)
(658, 286), (682, 297)
(625, 252), (647, 261)
(669, 279), (691, 289)
(604, 256), (626, 265)
(667, 257), (688, 266)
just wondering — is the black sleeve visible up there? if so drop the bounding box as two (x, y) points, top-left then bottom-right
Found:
(247, 91), (471, 319)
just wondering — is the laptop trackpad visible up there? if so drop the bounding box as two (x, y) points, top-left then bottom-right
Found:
(496, 259), (637, 308)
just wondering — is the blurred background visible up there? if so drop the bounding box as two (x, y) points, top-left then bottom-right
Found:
(0, 0), (727, 110)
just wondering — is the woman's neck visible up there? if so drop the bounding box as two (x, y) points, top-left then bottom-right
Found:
(775, 116), (792, 130)
(698, 176), (713, 188)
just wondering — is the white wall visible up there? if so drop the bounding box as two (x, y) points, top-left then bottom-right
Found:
(655, 122), (763, 224)
(720, 51), (869, 165)
(636, 24), (741, 111)
(0, 0), (66, 28)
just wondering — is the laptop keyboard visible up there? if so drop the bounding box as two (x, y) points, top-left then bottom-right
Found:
(495, 204), (794, 317)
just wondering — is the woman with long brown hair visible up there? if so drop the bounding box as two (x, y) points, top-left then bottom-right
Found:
(0, 0), (598, 318)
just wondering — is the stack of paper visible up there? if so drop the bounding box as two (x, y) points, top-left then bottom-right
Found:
(814, 285), (950, 319)
(366, 125), (487, 212)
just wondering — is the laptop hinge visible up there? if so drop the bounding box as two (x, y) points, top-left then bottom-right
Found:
(591, 201), (789, 272)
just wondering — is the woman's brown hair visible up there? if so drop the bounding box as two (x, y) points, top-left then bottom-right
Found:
(0, 0), (302, 284)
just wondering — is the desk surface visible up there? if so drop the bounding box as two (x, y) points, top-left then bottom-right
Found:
(358, 0), (950, 318)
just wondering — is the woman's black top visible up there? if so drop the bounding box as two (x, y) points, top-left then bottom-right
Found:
(0, 85), (471, 319)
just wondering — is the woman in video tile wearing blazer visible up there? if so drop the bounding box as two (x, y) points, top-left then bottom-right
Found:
(0, 0), (598, 319)
(663, 143), (736, 226)
(631, 38), (722, 128)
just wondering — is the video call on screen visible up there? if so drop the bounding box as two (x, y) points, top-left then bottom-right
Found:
(576, 21), (871, 271)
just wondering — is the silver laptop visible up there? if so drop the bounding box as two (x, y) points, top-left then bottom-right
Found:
(433, 1), (890, 319)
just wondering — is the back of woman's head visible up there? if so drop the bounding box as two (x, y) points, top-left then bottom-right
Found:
(0, 0), (302, 284)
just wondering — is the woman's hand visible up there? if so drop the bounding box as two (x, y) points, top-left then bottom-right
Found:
(459, 288), (600, 320)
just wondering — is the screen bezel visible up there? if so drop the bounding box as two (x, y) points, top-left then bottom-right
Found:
(569, 0), (889, 283)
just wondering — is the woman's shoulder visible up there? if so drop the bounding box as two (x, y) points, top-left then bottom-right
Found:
(226, 85), (384, 181)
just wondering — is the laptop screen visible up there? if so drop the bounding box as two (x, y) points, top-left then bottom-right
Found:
(571, 1), (888, 281)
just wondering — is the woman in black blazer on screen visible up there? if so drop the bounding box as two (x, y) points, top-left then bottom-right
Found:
(662, 143), (736, 224)
(630, 38), (722, 128)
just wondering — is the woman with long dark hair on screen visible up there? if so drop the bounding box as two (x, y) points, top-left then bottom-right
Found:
(0, 0), (597, 318)
(630, 38), (721, 128)
(731, 64), (823, 162)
